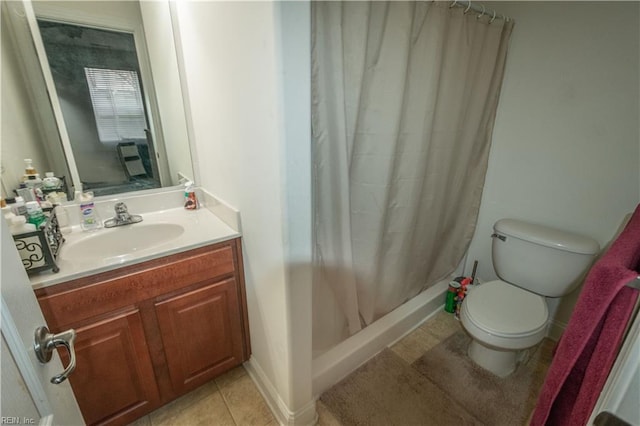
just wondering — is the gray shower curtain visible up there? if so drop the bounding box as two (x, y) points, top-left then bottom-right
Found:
(312, 1), (514, 332)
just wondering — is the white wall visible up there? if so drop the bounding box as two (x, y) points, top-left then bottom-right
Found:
(173, 1), (313, 422)
(140, 1), (194, 185)
(466, 2), (640, 330)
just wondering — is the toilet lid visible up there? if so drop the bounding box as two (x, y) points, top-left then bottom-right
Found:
(464, 280), (548, 337)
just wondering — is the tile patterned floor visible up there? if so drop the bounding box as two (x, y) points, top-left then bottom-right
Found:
(128, 366), (276, 426)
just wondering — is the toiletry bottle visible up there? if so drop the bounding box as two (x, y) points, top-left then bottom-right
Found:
(54, 205), (71, 234)
(10, 215), (36, 235)
(184, 181), (199, 210)
(43, 172), (61, 189)
(2, 198), (16, 215)
(26, 201), (47, 228)
(24, 174), (42, 189)
(4, 211), (17, 227)
(46, 192), (67, 205)
(11, 196), (28, 217)
(79, 191), (101, 231)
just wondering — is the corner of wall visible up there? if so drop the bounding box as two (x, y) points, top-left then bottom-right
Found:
(245, 358), (318, 426)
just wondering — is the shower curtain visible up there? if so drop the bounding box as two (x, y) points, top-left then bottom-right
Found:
(312, 1), (514, 334)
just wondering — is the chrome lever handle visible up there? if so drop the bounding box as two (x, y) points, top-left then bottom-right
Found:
(34, 326), (77, 384)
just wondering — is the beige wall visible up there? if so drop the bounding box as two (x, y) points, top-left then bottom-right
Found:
(466, 1), (640, 335)
(1, 13), (53, 197)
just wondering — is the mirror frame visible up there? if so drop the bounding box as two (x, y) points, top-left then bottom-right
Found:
(3, 0), (197, 201)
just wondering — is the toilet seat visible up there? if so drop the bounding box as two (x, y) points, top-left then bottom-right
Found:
(461, 280), (548, 350)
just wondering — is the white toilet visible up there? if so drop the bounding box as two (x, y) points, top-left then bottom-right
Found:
(460, 218), (599, 377)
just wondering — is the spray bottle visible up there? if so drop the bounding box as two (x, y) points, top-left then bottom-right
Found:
(184, 181), (199, 210)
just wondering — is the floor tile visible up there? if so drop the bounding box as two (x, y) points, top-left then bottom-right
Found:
(127, 415), (151, 426)
(219, 374), (276, 426)
(147, 381), (218, 425)
(390, 325), (442, 364)
(215, 365), (248, 389)
(419, 310), (461, 340)
(151, 390), (234, 426)
(316, 400), (344, 426)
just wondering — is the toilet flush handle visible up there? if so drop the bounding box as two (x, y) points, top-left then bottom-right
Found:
(491, 233), (506, 242)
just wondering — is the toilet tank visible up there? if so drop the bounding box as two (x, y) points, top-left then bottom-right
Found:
(492, 219), (600, 297)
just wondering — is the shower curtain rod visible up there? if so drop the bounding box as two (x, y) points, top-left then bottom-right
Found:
(449, 0), (511, 23)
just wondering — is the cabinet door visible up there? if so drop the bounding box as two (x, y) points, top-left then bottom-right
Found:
(62, 309), (160, 426)
(155, 278), (245, 395)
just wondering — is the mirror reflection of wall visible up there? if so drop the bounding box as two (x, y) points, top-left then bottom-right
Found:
(1, 2), (71, 200)
(0, 1), (195, 202)
(37, 20), (161, 196)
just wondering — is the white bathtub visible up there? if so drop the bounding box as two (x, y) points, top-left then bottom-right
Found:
(312, 279), (449, 396)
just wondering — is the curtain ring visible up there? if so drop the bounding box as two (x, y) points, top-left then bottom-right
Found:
(464, 1), (472, 14)
(489, 10), (497, 23)
(449, 0), (458, 8)
(476, 5), (485, 20)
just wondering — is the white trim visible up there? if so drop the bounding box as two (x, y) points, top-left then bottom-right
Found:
(588, 308), (640, 425)
(38, 415), (54, 426)
(199, 188), (242, 233)
(546, 318), (567, 342)
(244, 358), (318, 426)
(1, 297), (52, 418)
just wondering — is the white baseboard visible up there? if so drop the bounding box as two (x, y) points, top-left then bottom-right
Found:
(546, 318), (567, 342)
(244, 358), (318, 426)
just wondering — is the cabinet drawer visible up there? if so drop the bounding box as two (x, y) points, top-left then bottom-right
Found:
(37, 243), (235, 328)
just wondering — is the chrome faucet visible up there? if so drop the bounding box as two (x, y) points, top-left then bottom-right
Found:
(104, 202), (143, 228)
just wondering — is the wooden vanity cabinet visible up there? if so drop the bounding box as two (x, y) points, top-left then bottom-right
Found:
(34, 238), (251, 426)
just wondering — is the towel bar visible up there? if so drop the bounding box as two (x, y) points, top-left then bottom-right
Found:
(626, 277), (640, 291)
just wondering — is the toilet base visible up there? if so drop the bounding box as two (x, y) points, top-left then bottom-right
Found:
(468, 339), (519, 378)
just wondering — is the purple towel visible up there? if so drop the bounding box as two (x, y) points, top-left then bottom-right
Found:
(531, 205), (640, 426)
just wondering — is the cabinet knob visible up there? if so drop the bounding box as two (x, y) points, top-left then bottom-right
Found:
(34, 326), (77, 384)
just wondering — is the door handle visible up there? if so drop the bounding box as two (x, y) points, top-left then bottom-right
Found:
(34, 326), (77, 384)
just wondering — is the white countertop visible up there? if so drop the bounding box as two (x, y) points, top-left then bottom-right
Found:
(29, 189), (241, 289)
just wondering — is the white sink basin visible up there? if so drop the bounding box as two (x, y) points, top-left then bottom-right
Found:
(60, 223), (185, 263)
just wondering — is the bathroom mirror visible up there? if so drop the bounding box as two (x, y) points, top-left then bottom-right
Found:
(1, 0), (194, 200)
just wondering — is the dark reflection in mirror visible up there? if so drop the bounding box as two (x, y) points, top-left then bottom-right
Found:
(37, 20), (161, 197)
